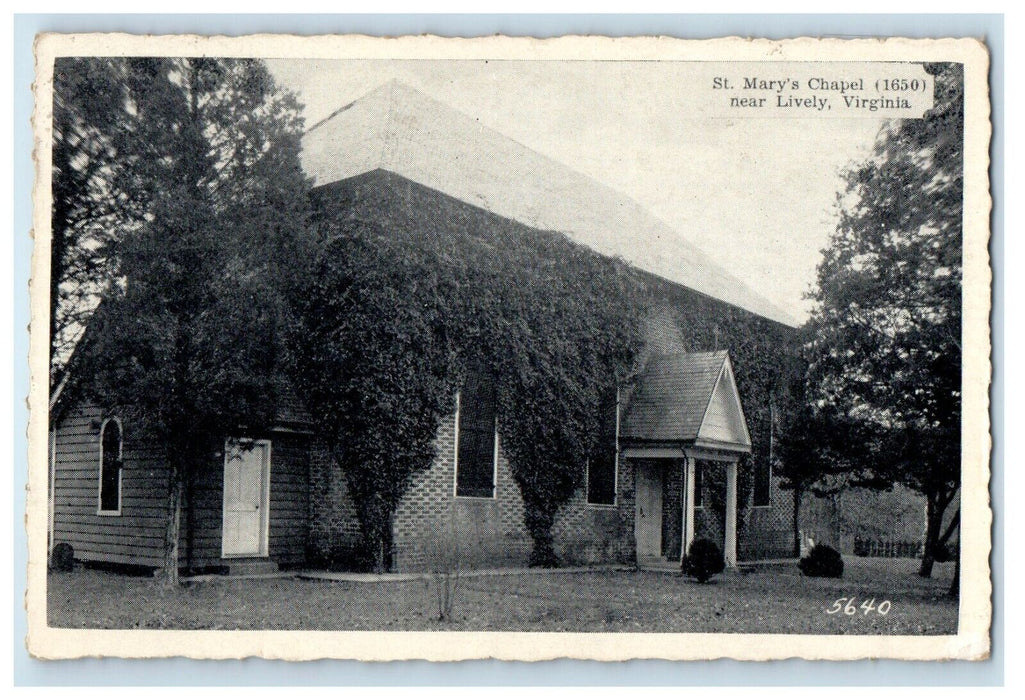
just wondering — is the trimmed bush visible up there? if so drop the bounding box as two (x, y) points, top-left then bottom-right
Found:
(50, 542), (74, 572)
(799, 544), (844, 578)
(682, 538), (725, 583)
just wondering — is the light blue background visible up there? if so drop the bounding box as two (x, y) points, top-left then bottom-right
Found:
(13, 13), (1004, 686)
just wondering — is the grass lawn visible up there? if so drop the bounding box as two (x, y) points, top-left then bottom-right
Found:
(47, 557), (957, 633)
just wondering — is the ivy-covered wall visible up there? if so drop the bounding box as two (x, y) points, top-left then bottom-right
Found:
(304, 169), (800, 568)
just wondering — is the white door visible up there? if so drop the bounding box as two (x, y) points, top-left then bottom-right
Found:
(222, 439), (270, 558)
(635, 462), (663, 560)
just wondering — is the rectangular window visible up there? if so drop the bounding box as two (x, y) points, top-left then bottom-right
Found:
(693, 460), (704, 508)
(586, 387), (618, 505)
(753, 459), (771, 507)
(456, 369), (497, 498)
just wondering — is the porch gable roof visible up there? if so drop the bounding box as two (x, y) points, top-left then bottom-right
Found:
(620, 350), (752, 452)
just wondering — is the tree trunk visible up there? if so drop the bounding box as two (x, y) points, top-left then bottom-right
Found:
(185, 458), (195, 574)
(529, 533), (558, 568)
(355, 497), (393, 574)
(938, 508), (960, 547)
(524, 504), (559, 568)
(949, 551), (960, 598)
(792, 486), (803, 558)
(832, 490), (843, 550)
(918, 491), (944, 578)
(378, 519), (394, 574)
(162, 454), (185, 586)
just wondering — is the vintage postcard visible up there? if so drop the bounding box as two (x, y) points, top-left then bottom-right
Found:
(27, 33), (991, 662)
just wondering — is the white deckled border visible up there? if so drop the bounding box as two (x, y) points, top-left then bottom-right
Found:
(27, 33), (992, 662)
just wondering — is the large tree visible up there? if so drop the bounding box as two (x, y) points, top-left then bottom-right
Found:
(74, 58), (310, 585)
(51, 59), (138, 379)
(806, 63), (963, 579)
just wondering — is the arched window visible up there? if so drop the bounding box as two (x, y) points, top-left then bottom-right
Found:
(98, 417), (123, 514)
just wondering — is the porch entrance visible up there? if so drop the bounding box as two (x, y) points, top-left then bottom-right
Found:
(619, 350), (754, 570)
(631, 454), (740, 569)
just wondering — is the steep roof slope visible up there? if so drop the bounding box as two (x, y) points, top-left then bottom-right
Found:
(302, 81), (797, 327)
(620, 350), (751, 451)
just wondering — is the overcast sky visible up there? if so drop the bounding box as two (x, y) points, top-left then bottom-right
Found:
(268, 59), (888, 322)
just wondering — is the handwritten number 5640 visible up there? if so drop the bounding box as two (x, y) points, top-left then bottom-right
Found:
(825, 597), (891, 615)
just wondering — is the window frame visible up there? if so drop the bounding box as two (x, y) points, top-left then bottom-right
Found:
(453, 390), (499, 500)
(96, 416), (124, 516)
(586, 387), (620, 507)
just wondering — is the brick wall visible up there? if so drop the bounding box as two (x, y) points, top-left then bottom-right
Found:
(739, 474), (795, 560)
(550, 457), (635, 567)
(306, 437), (363, 566)
(307, 405), (802, 569)
(390, 412), (636, 572)
(308, 415), (794, 568)
(391, 412), (532, 571)
(672, 461), (794, 562)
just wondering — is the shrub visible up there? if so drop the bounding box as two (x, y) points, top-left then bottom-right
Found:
(50, 542), (74, 572)
(799, 544), (844, 578)
(421, 525), (464, 622)
(933, 542), (956, 563)
(306, 541), (378, 573)
(682, 538), (725, 583)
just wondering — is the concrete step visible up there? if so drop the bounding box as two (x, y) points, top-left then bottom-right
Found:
(226, 559), (279, 576)
(637, 558), (682, 573)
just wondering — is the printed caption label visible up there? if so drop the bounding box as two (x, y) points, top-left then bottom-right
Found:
(705, 63), (935, 118)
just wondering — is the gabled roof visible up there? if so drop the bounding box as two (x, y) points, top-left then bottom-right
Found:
(301, 81), (797, 327)
(620, 351), (752, 452)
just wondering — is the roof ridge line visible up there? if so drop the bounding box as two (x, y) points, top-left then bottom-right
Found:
(303, 82), (798, 327)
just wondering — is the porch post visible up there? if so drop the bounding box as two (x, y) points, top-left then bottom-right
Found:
(683, 455), (696, 559)
(725, 459), (738, 568)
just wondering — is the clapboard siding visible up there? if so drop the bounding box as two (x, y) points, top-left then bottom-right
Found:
(52, 402), (169, 568)
(53, 399), (312, 571)
(267, 435), (309, 566)
(73, 548), (166, 568)
(181, 432), (310, 568)
(183, 451), (223, 564)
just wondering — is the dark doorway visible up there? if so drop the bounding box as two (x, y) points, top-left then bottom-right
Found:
(661, 460), (683, 559)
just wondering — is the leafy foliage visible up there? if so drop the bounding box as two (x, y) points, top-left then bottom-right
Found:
(73, 58), (310, 584)
(799, 544), (844, 578)
(51, 59), (138, 379)
(286, 219), (459, 571)
(773, 344), (881, 555)
(805, 64), (963, 578)
(682, 538), (725, 583)
(489, 235), (645, 566)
